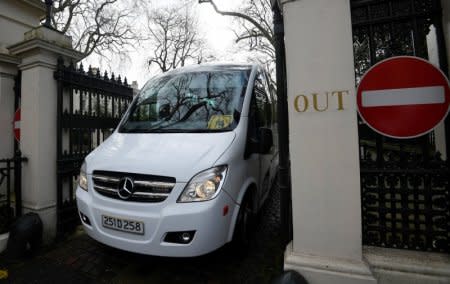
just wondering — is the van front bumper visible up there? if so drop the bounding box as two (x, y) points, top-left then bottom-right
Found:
(76, 184), (238, 257)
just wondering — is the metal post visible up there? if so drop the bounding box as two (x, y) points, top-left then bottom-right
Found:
(14, 151), (23, 217)
(13, 71), (21, 154)
(6, 159), (11, 225)
(43, 0), (54, 29)
(273, 2), (292, 245)
(55, 57), (64, 237)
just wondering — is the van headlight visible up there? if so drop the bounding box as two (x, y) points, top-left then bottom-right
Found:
(178, 166), (227, 202)
(79, 161), (88, 191)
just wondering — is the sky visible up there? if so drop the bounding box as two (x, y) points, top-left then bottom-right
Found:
(85, 0), (243, 89)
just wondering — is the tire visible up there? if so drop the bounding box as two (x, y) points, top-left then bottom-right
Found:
(233, 193), (255, 249)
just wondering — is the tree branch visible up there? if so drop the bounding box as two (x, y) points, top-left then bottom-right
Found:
(204, 0), (273, 44)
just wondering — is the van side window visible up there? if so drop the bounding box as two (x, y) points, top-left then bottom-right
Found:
(253, 73), (271, 128)
(245, 72), (272, 158)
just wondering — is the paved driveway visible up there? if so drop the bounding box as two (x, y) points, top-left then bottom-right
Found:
(1, 186), (284, 284)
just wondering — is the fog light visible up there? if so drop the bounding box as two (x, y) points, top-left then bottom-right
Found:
(164, 231), (196, 244)
(79, 211), (91, 226)
(181, 232), (191, 242)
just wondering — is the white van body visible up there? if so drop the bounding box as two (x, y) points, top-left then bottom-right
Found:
(76, 63), (278, 257)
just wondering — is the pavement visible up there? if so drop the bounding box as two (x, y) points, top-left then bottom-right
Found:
(0, 185), (284, 284)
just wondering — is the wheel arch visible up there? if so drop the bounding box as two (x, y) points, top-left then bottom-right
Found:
(227, 181), (258, 242)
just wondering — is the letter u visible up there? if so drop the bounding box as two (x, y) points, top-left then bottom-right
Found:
(312, 93), (328, 112)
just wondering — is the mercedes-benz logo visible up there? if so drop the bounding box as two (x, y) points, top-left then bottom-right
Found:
(118, 177), (134, 200)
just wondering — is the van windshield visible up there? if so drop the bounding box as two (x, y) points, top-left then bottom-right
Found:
(119, 69), (251, 133)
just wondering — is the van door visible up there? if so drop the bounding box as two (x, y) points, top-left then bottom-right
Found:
(250, 72), (274, 206)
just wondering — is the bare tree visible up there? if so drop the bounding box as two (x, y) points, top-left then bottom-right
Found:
(146, 5), (211, 73)
(50, 0), (143, 58)
(199, 0), (275, 72)
(199, 0), (275, 83)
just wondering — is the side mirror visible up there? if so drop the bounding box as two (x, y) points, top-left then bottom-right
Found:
(259, 127), (273, 154)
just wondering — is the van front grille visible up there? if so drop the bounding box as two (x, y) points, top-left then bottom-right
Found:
(92, 170), (176, 203)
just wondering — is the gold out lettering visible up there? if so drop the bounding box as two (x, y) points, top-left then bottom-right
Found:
(294, 95), (308, 112)
(294, 90), (349, 113)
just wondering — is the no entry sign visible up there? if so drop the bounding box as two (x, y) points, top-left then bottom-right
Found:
(13, 108), (20, 142)
(357, 56), (450, 139)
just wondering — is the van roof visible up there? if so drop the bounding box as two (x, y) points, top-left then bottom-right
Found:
(163, 62), (256, 75)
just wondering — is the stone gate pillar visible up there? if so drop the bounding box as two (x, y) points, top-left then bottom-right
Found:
(8, 26), (82, 241)
(280, 0), (376, 283)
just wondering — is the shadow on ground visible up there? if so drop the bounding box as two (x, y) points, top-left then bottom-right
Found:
(0, 185), (283, 284)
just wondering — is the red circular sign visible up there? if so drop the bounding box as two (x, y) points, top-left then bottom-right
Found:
(13, 108), (20, 142)
(357, 56), (450, 139)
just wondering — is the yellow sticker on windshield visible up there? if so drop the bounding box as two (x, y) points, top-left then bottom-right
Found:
(208, 115), (233, 130)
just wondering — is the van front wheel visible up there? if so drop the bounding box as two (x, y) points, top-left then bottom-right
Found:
(233, 195), (255, 248)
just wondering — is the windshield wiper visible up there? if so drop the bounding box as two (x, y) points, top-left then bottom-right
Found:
(120, 127), (190, 133)
(157, 128), (232, 133)
(121, 128), (231, 133)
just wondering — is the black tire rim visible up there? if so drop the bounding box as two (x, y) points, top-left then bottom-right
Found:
(238, 199), (252, 245)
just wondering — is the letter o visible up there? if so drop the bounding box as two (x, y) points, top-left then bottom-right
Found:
(294, 95), (308, 112)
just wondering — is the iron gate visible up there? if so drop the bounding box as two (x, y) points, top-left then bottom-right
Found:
(54, 58), (133, 235)
(0, 153), (27, 234)
(351, 0), (449, 253)
(0, 72), (27, 234)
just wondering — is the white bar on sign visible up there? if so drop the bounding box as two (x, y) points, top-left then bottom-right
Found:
(362, 86), (445, 107)
(14, 121), (20, 129)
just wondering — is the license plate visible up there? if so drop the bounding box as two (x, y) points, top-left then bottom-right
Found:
(101, 215), (144, 235)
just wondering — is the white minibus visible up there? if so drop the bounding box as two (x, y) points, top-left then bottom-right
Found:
(76, 63), (278, 256)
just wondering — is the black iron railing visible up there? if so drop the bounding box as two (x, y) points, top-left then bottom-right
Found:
(54, 58), (133, 235)
(360, 153), (449, 253)
(0, 152), (27, 234)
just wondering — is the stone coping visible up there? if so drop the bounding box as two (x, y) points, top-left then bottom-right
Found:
(0, 53), (20, 65)
(363, 246), (450, 278)
(19, 0), (46, 12)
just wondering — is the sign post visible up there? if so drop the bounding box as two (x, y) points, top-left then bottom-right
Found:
(357, 56), (450, 139)
(13, 108), (20, 143)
